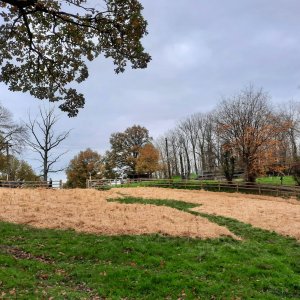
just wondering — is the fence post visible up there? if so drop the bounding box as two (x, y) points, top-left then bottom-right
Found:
(236, 183), (239, 193)
(218, 182), (220, 192)
(59, 180), (62, 189)
(258, 185), (261, 195)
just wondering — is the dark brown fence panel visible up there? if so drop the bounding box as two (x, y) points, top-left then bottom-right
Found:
(0, 180), (62, 189)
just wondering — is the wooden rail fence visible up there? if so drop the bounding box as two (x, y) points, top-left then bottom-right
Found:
(87, 178), (300, 198)
(0, 180), (63, 189)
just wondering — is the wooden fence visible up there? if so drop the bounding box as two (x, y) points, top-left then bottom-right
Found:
(0, 180), (63, 189)
(87, 178), (300, 198)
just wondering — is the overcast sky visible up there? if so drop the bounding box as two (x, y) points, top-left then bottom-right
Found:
(1, 0), (300, 180)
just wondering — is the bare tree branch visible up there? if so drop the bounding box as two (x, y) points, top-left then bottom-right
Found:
(25, 105), (71, 180)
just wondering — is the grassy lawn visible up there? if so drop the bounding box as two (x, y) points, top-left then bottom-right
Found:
(0, 197), (299, 299)
(256, 176), (296, 186)
(114, 179), (221, 189)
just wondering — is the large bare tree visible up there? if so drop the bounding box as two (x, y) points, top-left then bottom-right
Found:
(215, 85), (288, 182)
(26, 106), (70, 181)
(155, 87), (298, 182)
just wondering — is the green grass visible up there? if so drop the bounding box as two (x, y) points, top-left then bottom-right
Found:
(0, 197), (299, 299)
(122, 176), (297, 187)
(117, 179), (221, 189)
(256, 176), (296, 186)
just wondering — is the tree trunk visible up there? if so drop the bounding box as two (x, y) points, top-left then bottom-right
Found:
(43, 152), (48, 182)
(198, 143), (206, 172)
(192, 144), (198, 176)
(290, 128), (298, 160)
(172, 143), (179, 176)
(183, 144), (191, 179)
(244, 158), (256, 183)
(179, 151), (184, 179)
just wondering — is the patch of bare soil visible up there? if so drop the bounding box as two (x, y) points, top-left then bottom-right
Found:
(0, 188), (236, 239)
(118, 187), (300, 240)
(0, 245), (54, 264)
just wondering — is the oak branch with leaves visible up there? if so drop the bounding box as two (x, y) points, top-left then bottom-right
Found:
(0, 0), (151, 116)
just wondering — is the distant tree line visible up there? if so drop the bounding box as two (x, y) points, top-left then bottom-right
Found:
(65, 125), (161, 188)
(66, 85), (300, 187)
(3, 84), (300, 187)
(156, 85), (300, 183)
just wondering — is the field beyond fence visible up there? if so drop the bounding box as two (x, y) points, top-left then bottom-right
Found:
(87, 178), (300, 198)
(1, 178), (299, 199)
